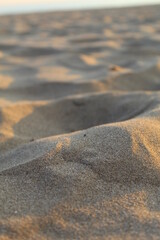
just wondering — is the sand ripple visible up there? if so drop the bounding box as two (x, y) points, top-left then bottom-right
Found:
(0, 6), (160, 239)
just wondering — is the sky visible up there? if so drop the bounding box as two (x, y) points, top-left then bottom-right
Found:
(0, 0), (160, 15)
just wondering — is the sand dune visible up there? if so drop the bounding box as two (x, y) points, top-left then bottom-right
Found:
(0, 5), (160, 239)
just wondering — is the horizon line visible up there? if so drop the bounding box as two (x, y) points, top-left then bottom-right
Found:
(0, 2), (160, 16)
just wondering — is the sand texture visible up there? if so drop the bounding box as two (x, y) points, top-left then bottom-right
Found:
(0, 5), (160, 239)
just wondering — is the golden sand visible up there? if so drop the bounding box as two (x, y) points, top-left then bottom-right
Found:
(0, 5), (160, 239)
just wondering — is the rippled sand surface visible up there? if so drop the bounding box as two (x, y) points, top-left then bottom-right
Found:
(0, 5), (160, 239)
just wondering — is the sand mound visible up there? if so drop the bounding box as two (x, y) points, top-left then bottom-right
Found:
(1, 5), (160, 239)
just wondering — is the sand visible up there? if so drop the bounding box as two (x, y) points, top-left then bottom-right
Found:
(0, 5), (160, 239)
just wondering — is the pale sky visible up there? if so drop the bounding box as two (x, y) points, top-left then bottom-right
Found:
(0, 0), (160, 15)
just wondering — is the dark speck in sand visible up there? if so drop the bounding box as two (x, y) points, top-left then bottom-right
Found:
(73, 100), (85, 107)
(110, 65), (122, 71)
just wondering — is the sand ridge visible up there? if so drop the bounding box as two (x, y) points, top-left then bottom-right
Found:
(0, 5), (160, 239)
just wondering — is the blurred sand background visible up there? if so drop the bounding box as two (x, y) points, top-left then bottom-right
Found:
(0, 5), (160, 239)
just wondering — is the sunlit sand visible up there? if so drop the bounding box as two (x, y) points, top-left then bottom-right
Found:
(0, 5), (160, 239)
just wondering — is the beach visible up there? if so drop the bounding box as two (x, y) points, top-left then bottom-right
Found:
(0, 5), (160, 239)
